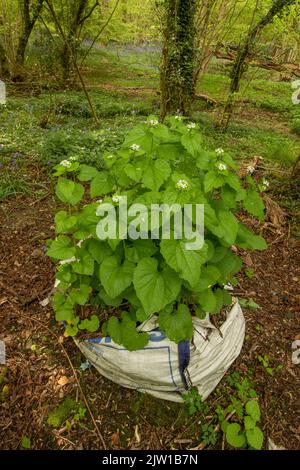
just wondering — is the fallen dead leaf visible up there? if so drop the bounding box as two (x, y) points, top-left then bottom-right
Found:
(111, 430), (120, 446)
(57, 376), (70, 386)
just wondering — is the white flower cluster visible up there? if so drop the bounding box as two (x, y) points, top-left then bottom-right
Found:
(60, 160), (72, 168)
(247, 165), (255, 174)
(217, 162), (227, 171)
(176, 179), (189, 190)
(130, 144), (140, 151)
(215, 148), (224, 155)
(112, 194), (125, 203)
(261, 179), (270, 191)
(148, 119), (159, 126)
(187, 122), (196, 130)
(60, 156), (77, 168)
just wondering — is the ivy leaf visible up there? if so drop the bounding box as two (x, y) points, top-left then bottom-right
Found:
(226, 423), (246, 448)
(79, 315), (99, 333)
(77, 164), (99, 182)
(133, 258), (181, 315)
(243, 190), (265, 220)
(100, 256), (135, 298)
(218, 210), (238, 245)
(47, 236), (76, 260)
(246, 427), (264, 450)
(72, 251), (94, 275)
(106, 314), (149, 351)
(159, 304), (193, 343)
(90, 172), (114, 198)
(245, 400), (261, 422)
(55, 211), (77, 234)
(160, 239), (208, 287)
(142, 159), (171, 191)
(69, 285), (91, 306)
(204, 171), (223, 193)
(181, 132), (202, 156)
(55, 178), (84, 206)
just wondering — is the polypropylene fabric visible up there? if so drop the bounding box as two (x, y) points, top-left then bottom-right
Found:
(75, 302), (245, 402)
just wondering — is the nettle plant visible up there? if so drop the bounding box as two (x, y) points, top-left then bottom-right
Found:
(47, 116), (267, 350)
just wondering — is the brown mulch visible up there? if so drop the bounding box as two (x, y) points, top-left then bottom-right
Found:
(0, 192), (299, 450)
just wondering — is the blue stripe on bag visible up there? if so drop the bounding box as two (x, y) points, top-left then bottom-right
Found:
(178, 341), (191, 390)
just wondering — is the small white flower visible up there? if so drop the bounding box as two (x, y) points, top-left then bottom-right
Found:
(60, 159), (72, 168)
(106, 154), (114, 159)
(112, 194), (125, 203)
(96, 199), (103, 204)
(174, 115), (182, 120)
(215, 148), (224, 155)
(149, 119), (159, 126)
(247, 165), (255, 174)
(130, 144), (140, 151)
(187, 122), (196, 130)
(176, 179), (189, 190)
(217, 162), (227, 171)
(261, 179), (270, 191)
(68, 156), (77, 162)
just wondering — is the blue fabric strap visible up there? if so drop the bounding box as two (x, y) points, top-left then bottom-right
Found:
(178, 341), (192, 390)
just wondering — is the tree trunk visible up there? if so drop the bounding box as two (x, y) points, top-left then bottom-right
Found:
(219, 0), (297, 132)
(14, 0), (45, 79)
(0, 40), (10, 78)
(160, 0), (197, 119)
(60, 0), (89, 84)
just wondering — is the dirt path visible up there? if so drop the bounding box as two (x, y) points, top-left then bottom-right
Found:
(0, 190), (299, 450)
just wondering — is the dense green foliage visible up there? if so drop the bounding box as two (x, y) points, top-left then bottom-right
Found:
(47, 117), (267, 349)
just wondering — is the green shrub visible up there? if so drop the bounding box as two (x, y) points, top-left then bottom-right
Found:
(47, 116), (267, 350)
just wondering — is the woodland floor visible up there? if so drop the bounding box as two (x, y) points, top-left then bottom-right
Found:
(0, 169), (299, 450)
(0, 47), (299, 450)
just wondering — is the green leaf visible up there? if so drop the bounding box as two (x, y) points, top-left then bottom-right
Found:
(160, 239), (208, 287)
(55, 178), (84, 206)
(55, 211), (77, 234)
(243, 190), (265, 220)
(54, 300), (74, 322)
(69, 285), (91, 306)
(198, 289), (217, 313)
(236, 224), (267, 250)
(245, 400), (261, 422)
(79, 315), (99, 332)
(218, 210), (238, 245)
(124, 163), (143, 182)
(133, 258), (181, 315)
(159, 304), (193, 343)
(246, 426), (264, 450)
(21, 436), (31, 449)
(106, 314), (149, 351)
(226, 423), (246, 448)
(204, 171), (223, 193)
(77, 164), (99, 182)
(99, 288), (123, 307)
(87, 239), (113, 264)
(142, 159), (171, 191)
(100, 256), (134, 298)
(125, 240), (157, 263)
(72, 251), (94, 275)
(47, 236), (76, 260)
(244, 415), (255, 431)
(181, 132), (202, 156)
(214, 252), (242, 281)
(90, 172), (114, 198)
(197, 265), (221, 291)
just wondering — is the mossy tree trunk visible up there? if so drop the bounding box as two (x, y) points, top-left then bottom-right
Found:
(160, 0), (197, 119)
(14, 0), (45, 79)
(0, 39), (10, 78)
(219, 0), (297, 132)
